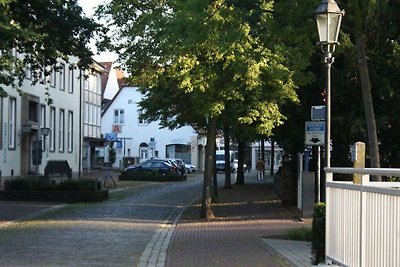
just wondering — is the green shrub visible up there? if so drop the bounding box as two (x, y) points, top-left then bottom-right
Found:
(4, 178), (33, 191)
(4, 178), (97, 192)
(312, 202), (326, 265)
(286, 227), (312, 242)
(56, 179), (96, 191)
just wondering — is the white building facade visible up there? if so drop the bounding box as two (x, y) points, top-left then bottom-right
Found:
(0, 55), (103, 181)
(100, 86), (197, 169)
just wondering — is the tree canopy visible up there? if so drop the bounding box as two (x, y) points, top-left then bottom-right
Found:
(0, 0), (103, 97)
(98, 0), (303, 217)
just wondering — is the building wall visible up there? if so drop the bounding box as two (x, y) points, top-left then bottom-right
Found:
(82, 66), (103, 171)
(0, 56), (82, 179)
(100, 87), (196, 169)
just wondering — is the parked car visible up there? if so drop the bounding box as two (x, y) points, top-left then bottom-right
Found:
(230, 159), (246, 173)
(216, 160), (226, 172)
(185, 163), (197, 173)
(125, 159), (177, 174)
(168, 158), (186, 175)
(216, 159), (245, 173)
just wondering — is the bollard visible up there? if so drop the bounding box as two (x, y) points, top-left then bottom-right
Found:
(351, 142), (365, 184)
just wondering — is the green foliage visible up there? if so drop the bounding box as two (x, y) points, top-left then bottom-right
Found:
(4, 178), (98, 192)
(0, 0), (104, 97)
(384, 176), (400, 182)
(108, 142), (116, 165)
(312, 202), (326, 265)
(97, 0), (299, 136)
(56, 179), (97, 191)
(286, 227), (312, 242)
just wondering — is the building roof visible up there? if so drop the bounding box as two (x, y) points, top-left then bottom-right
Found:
(98, 61), (127, 100)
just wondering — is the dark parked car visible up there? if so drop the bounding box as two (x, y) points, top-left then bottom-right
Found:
(125, 159), (176, 174)
(216, 161), (226, 172)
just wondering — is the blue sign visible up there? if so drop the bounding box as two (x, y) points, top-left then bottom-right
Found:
(305, 121), (325, 146)
(116, 141), (123, 149)
(105, 132), (118, 141)
(306, 122), (325, 132)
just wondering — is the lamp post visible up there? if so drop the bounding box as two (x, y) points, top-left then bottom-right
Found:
(315, 0), (344, 169)
(41, 127), (50, 163)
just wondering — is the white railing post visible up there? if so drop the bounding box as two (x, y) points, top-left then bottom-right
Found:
(360, 174), (369, 267)
(325, 168), (400, 266)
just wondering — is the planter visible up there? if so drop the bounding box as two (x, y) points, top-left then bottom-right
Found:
(0, 190), (109, 203)
(119, 174), (187, 182)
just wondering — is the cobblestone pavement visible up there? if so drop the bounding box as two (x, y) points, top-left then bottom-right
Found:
(0, 171), (312, 267)
(0, 173), (203, 267)
(166, 172), (312, 267)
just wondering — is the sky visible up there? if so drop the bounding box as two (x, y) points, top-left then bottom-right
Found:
(78, 0), (117, 62)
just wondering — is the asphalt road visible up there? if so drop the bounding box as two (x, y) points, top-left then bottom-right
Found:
(0, 175), (203, 266)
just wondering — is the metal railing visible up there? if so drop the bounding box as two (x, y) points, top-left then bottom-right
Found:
(325, 168), (400, 267)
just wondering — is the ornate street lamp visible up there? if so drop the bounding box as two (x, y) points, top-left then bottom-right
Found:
(41, 127), (50, 163)
(40, 127), (50, 138)
(315, 0), (344, 168)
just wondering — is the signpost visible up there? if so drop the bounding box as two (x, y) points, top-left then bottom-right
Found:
(305, 121), (325, 146)
(305, 120), (325, 203)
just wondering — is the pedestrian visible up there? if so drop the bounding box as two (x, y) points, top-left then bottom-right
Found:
(256, 158), (265, 181)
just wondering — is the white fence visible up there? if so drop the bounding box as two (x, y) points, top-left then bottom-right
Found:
(325, 168), (400, 267)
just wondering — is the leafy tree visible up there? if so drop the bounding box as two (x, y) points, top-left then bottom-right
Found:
(330, 0), (400, 173)
(108, 142), (116, 168)
(0, 0), (103, 98)
(269, 0), (400, 177)
(98, 0), (299, 218)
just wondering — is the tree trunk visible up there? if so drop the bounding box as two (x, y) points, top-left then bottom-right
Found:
(270, 139), (275, 176)
(223, 125), (232, 189)
(261, 138), (265, 177)
(200, 117), (216, 219)
(235, 141), (245, 185)
(353, 0), (381, 181)
(212, 142), (218, 200)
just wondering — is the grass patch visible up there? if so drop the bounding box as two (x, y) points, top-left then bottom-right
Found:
(285, 227), (312, 242)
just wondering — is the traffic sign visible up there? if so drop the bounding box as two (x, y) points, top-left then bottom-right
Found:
(305, 121), (325, 146)
(105, 132), (118, 141)
(311, 106), (325, 121)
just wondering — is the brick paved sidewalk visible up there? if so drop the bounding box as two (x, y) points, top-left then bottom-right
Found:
(166, 172), (311, 267)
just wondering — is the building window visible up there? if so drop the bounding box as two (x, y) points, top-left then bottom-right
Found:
(96, 106), (101, 127)
(138, 110), (149, 125)
(59, 63), (65, 91)
(83, 76), (89, 91)
(50, 67), (56, 88)
(28, 101), (38, 123)
(89, 75), (96, 92)
(40, 105), (46, 150)
(91, 105), (96, 125)
(25, 62), (32, 80)
(59, 109), (65, 152)
(49, 107), (55, 151)
(88, 104), (92, 125)
(84, 103), (89, 124)
(67, 111), (73, 152)
(114, 109), (124, 124)
(8, 98), (16, 149)
(68, 67), (74, 93)
(40, 105), (46, 128)
(96, 75), (101, 94)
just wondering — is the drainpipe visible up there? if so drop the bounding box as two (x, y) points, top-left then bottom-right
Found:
(78, 69), (82, 179)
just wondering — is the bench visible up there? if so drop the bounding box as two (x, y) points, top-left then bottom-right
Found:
(44, 160), (72, 180)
